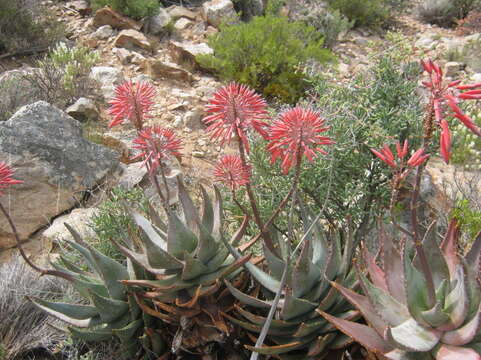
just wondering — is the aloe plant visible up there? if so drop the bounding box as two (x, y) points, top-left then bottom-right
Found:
(222, 207), (359, 359)
(29, 224), (166, 359)
(320, 220), (481, 360)
(117, 178), (251, 355)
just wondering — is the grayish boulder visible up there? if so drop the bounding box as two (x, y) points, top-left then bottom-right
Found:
(0, 101), (119, 249)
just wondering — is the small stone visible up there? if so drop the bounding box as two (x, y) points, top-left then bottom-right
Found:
(183, 107), (204, 130)
(415, 36), (437, 50)
(168, 6), (197, 20)
(197, 139), (206, 146)
(131, 52), (146, 65)
(89, 66), (125, 99)
(143, 8), (172, 35)
(174, 17), (193, 30)
(113, 47), (133, 64)
(168, 103), (185, 111)
(66, 98), (99, 122)
(133, 74), (153, 83)
(118, 162), (148, 189)
(168, 41), (213, 69)
(67, 0), (91, 15)
(192, 151), (205, 158)
(93, 7), (141, 30)
(145, 59), (193, 82)
(114, 29), (152, 51)
(202, 0), (238, 28)
(173, 116), (183, 127)
(444, 62), (464, 77)
(92, 24), (113, 39)
(471, 73), (481, 83)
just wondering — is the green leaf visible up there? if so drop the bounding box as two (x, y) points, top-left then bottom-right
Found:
(167, 212), (198, 259)
(196, 224), (219, 265)
(291, 240), (319, 298)
(435, 344), (481, 360)
(358, 271), (410, 327)
(29, 296), (101, 328)
(177, 177), (200, 232)
(403, 241), (429, 322)
(30, 298), (98, 320)
(224, 280), (271, 309)
(443, 265), (468, 329)
(113, 319), (143, 343)
(69, 326), (113, 341)
(380, 224), (405, 303)
(200, 185), (214, 234)
(442, 303), (481, 346)
(319, 310), (393, 355)
(88, 291), (129, 324)
(181, 251), (210, 281)
(281, 295), (317, 321)
(388, 317), (440, 352)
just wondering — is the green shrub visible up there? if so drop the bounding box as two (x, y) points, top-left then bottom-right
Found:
(91, 0), (159, 19)
(227, 43), (423, 243)
(327, 0), (391, 27)
(451, 199), (481, 240)
(197, 15), (334, 103)
(20, 44), (99, 111)
(451, 103), (481, 169)
(89, 186), (149, 262)
(0, 0), (64, 54)
(287, 0), (354, 48)
(418, 0), (481, 27)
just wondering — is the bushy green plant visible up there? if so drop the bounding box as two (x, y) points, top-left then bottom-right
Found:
(0, 0), (64, 54)
(327, 0), (390, 27)
(418, 0), (481, 27)
(21, 44), (99, 110)
(89, 186), (148, 262)
(451, 103), (481, 169)
(197, 15), (334, 103)
(91, 0), (159, 19)
(287, 0), (353, 48)
(229, 48), (423, 242)
(49, 43), (100, 96)
(451, 198), (481, 239)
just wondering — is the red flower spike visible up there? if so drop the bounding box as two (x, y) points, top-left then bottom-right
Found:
(133, 126), (182, 174)
(213, 155), (250, 190)
(396, 140), (409, 160)
(0, 162), (23, 195)
(372, 141), (428, 170)
(267, 107), (334, 174)
(203, 83), (268, 153)
(370, 149), (396, 168)
(421, 59), (481, 162)
(108, 81), (156, 130)
(440, 119), (451, 164)
(407, 148), (429, 167)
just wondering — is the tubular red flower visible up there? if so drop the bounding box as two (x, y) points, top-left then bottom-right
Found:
(203, 83), (268, 153)
(133, 126), (182, 173)
(108, 81), (156, 130)
(267, 107), (334, 174)
(372, 141), (428, 170)
(421, 59), (481, 163)
(0, 162), (23, 195)
(407, 148), (429, 167)
(213, 155), (250, 190)
(440, 119), (451, 164)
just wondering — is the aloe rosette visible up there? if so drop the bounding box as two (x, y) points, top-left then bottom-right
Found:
(117, 179), (251, 354)
(29, 225), (165, 358)
(223, 209), (359, 359)
(320, 220), (481, 360)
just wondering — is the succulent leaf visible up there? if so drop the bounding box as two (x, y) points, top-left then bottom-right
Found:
(435, 344), (481, 360)
(29, 297), (99, 320)
(319, 310), (394, 354)
(88, 290), (130, 323)
(388, 317), (441, 352)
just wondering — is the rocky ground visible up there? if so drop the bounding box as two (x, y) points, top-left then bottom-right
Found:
(0, 0), (480, 262)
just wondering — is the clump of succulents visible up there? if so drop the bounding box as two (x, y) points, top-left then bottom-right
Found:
(321, 219), (481, 359)
(29, 227), (165, 358)
(117, 179), (251, 355)
(223, 212), (358, 358)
